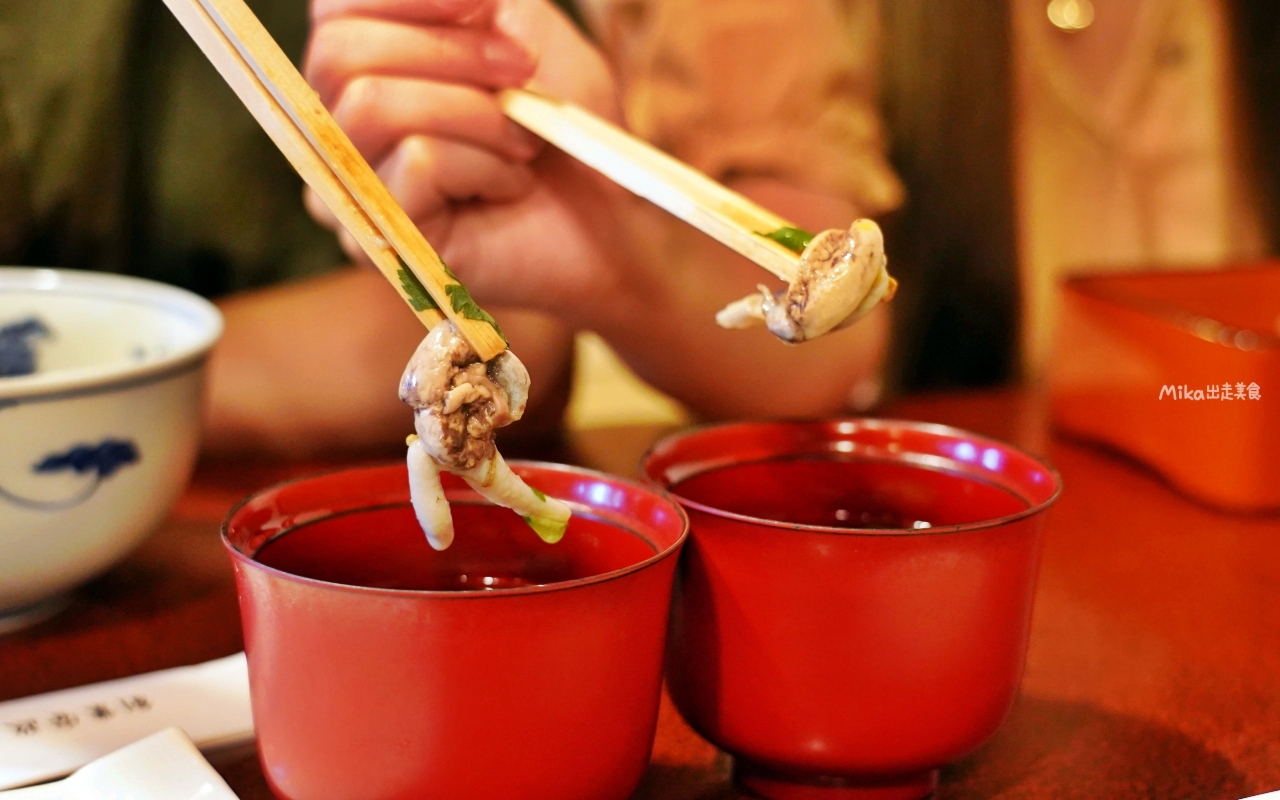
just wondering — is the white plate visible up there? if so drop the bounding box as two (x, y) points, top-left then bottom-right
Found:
(0, 654), (253, 789)
(0, 728), (239, 799)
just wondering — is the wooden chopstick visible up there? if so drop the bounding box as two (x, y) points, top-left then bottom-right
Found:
(500, 88), (802, 283)
(162, 0), (507, 361)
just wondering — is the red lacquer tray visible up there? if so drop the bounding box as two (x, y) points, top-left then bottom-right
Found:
(1050, 264), (1280, 511)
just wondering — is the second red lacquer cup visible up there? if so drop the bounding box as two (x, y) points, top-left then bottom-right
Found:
(644, 419), (1062, 800)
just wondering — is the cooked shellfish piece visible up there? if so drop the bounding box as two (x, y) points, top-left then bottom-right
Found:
(716, 219), (896, 343)
(401, 320), (570, 550)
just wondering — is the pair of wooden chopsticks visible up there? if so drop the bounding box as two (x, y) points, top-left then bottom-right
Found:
(165, 0), (808, 361)
(163, 0), (507, 361)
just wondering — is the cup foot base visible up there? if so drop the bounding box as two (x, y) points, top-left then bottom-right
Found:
(0, 594), (71, 635)
(735, 761), (939, 800)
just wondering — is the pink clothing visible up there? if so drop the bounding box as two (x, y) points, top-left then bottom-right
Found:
(578, 0), (904, 217)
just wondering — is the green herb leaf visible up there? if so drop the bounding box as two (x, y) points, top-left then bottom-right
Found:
(439, 259), (459, 282)
(445, 283), (507, 344)
(758, 226), (815, 255)
(522, 514), (567, 544)
(531, 487), (547, 502)
(397, 263), (439, 312)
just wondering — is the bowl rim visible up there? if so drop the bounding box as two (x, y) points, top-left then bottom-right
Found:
(0, 267), (224, 399)
(640, 417), (1063, 537)
(221, 460), (691, 600)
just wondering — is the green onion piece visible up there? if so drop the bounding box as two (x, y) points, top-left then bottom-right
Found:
(398, 257), (506, 344)
(758, 226), (815, 255)
(522, 514), (568, 544)
(397, 262), (439, 312)
(444, 283), (507, 344)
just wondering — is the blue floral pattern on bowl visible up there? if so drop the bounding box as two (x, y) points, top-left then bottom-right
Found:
(0, 317), (50, 377)
(0, 439), (140, 511)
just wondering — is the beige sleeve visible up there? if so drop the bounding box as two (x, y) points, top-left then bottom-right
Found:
(579, 0), (904, 216)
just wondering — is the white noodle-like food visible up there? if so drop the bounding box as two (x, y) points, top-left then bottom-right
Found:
(716, 219), (896, 343)
(401, 320), (571, 550)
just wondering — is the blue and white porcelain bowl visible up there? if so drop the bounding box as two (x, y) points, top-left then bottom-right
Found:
(0, 269), (223, 631)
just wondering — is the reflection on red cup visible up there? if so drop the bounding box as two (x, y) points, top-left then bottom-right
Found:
(642, 420), (1061, 800)
(223, 462), (687, 800)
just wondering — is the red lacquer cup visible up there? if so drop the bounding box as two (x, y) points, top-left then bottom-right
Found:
(642, 420), (1061, 800)
(223, 462), (687, 800)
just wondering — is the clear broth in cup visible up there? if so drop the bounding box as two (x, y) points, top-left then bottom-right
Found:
(253, 502), (657, 591)
(670, 456), (1029, 530)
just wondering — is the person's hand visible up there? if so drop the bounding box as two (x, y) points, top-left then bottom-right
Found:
(304, 0), (643, 326)
(302, 0), (890, 425)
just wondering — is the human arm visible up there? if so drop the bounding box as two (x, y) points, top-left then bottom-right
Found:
(203, 265), (572, 459)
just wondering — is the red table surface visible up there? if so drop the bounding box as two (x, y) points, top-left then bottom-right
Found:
(1, 388), (1278, 799)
